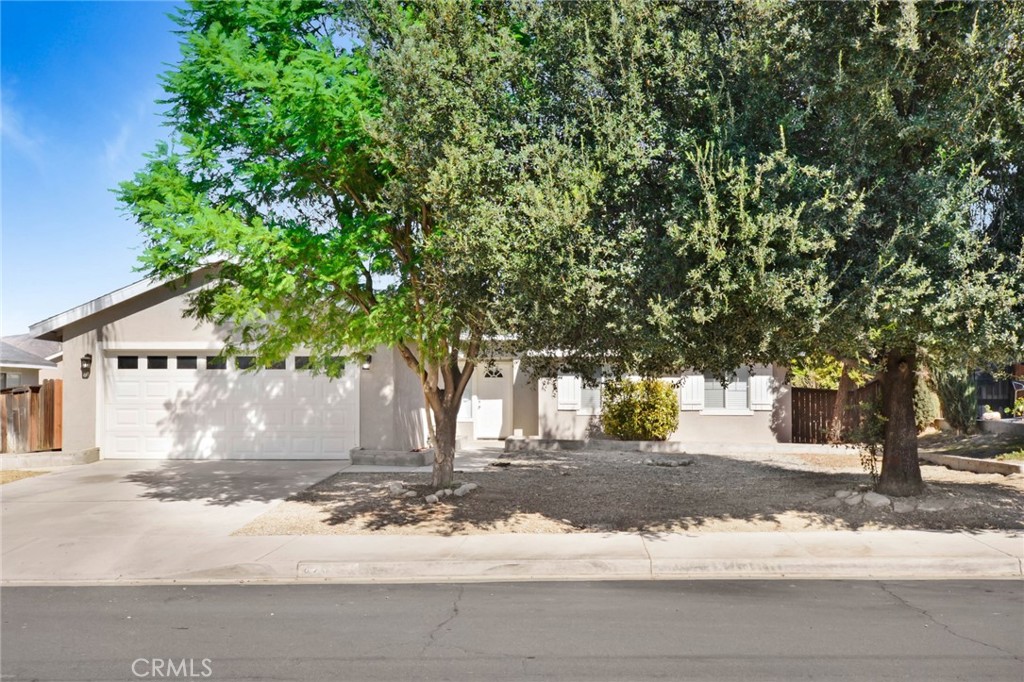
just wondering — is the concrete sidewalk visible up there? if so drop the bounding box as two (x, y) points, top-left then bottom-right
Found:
(2, 460), (1021, 585)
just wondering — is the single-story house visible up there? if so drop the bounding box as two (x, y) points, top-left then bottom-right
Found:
(28, 268), (792, 459)
(1, 336), (61, 389)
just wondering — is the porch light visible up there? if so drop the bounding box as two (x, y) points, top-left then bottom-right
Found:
(362, 355), (372, 370)
(81, 353), (93, 379)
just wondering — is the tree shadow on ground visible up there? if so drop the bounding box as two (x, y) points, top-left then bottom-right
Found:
(291, 450), (1024, 536)
(124, 461), (340, 506)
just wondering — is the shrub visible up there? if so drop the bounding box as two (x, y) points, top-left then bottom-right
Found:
(913, 373), (940, 432)
(933, 368), (977, 434)
(1006, 397), (1024, 419)
(601, 378), (679, 441)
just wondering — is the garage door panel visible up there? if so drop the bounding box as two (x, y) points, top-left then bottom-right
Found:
(103, 356), (359, 459)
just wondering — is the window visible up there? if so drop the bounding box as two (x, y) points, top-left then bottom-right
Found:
(267, 360), (286, 370)
(206, 356), (227, 370)
(236, 356), (256, 370)
(0, 372), (21, 389)
(176, 356), (198, 370)
(556, 372), (603, 414)
(117, 356), (139, 370)
(579, 377), (603, 416)
(294, 356), (311, 370)
(703, 369), (750, 412)
(483, 365), (504, 379)
(147, 356), (168, 370)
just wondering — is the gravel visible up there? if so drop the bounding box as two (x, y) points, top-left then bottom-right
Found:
(234, 448), (1024, 536)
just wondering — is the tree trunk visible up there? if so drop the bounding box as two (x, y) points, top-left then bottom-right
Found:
(876, 349), (924, 496)
(827, 359), (855, 443)
(431, 407), (458, 489)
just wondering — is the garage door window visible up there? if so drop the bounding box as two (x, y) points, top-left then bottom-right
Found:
(236, 356), (256, 370)
(176, 356), (198, 370)
(206, 356), (227, 370)
(147, 356), (168, 369)
(117, 356), (139, 370)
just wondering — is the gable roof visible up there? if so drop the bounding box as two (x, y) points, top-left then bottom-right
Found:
(0, 341), (57, 370)
(28, 265), (219, 342)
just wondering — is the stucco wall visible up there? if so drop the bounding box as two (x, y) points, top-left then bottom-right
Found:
(538, 365), (793, 444)
(511, 360), (539, 437)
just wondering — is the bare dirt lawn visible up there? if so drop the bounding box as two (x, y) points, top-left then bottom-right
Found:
(0, 470), (45, 485)
(236, 444), (1024, 536)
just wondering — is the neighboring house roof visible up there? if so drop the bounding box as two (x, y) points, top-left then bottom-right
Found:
(2, 334), (62, 362)
(0, 341), (57, 370)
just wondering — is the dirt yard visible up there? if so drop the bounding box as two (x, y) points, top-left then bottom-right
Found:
(0, 470), (45, 485)
(235, 445), (1024, 536)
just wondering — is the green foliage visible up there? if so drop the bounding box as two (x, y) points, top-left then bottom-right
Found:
(849, 394), (884, 485)
(913, 374), (940, 433)
(789, 354), (870, 390)
(933, 368), (978, 434)
(600, 378), (679, 441)
(1006, 398), (1024, 419)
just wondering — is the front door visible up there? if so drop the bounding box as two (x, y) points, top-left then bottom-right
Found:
(474, 362), (510, 439)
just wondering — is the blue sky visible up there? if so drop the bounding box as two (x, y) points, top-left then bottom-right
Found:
(2, 1), (183, 334)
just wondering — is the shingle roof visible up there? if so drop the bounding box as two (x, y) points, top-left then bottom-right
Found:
(2, 334), (61, 360)
(0, 341), (57, 369)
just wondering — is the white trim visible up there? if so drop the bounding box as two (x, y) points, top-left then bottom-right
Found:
(0, 361), (56, 370)
(699, 409), (755, 416)
(28, 264), (220, 338)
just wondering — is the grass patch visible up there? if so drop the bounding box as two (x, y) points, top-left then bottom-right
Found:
(995, 449), (1024, 462)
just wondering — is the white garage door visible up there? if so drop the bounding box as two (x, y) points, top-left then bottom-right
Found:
(102, 353), (359, 459)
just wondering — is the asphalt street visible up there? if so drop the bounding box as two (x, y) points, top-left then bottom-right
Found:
(2, 580), (1021, 682)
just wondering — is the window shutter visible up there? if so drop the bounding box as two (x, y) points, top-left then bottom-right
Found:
(749, 372), (773, 411)
(557, 374), (581, 411)
(680, 374), (704, 410)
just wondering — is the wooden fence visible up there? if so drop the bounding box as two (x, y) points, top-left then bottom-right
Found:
(791, 381), (880, 444)
(1, 380), (63, 454)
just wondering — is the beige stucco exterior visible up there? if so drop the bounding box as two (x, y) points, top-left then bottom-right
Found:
(537, 365), (793, 444)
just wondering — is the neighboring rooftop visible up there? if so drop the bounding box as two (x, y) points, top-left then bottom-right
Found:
(0, 340), (58, 369)
(3, 334), (61, 361)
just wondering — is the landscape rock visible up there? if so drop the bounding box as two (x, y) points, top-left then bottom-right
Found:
(917, 497), (953, 512)
(816, 497), (843, 510)
(444, 489), (453, 497)
(646, 457), (694, 468)
(893, 500), (917, 513)
(424, 494), (439, 504)
(844, 493), (864, 506)
(834, 490), (854, 499)
(403, 490), (417, 498)
(862, 492), (891, 508)
(387, 482), (406, 495)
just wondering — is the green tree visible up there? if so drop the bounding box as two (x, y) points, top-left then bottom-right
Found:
(524, 1), (1023, 495)
(119, 0), (596, 487)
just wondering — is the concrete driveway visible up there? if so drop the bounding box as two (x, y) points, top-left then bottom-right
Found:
(1, 460), (343, 583)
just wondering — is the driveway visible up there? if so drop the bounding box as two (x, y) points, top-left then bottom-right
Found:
(1, 460), (342, 583)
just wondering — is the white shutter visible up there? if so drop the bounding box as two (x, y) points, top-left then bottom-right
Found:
(457, 394), (474, 421)
(749, 371), (774, 411)
(557, 374), (581, 411)
(579, 382), (602, 415)
(679, 374), (704, 411)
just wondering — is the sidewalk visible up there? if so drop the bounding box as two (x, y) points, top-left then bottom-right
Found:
(2, 459), (1021, 585)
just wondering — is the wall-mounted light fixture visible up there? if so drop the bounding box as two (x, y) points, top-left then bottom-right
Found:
(81, 353), (93, 379)
(361, 355), (372, 370)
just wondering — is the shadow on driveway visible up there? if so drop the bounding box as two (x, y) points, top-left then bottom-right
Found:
(123, 460), (343, 507)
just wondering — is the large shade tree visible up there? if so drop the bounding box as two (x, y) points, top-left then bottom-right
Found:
(516, 0), (1023, 495)
(119, 0), (600, 487)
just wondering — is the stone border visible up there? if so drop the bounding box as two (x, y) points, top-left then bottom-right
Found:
(918, 451), (1023, 476)
(977, 419), (1024, 436)
(350, 448), (434, 467)
(504, 436), (861, 457)
(0, 447), (100, 470)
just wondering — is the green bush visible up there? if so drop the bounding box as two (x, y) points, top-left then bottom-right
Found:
(913, 373), (940, 432)
(933, 368), (977, 434)
(601, 378), (679, 441)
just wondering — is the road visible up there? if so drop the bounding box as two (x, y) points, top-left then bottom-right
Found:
(2, 581), (1021, 681)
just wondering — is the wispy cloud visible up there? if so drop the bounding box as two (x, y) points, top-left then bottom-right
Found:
(1, 98), (45, 167)
(103, 121), (133, 169)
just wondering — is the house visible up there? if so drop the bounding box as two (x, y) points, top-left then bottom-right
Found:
(1, 336), (61, 389)
(28, 268), (792, 459)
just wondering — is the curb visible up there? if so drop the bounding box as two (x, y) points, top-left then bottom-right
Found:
(919, 452), (1023, 475)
